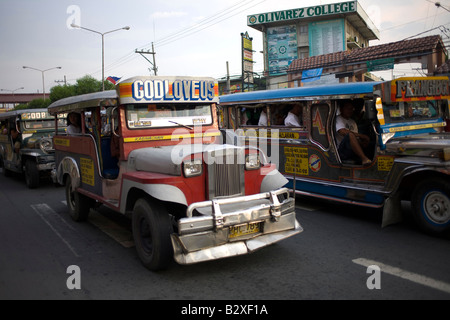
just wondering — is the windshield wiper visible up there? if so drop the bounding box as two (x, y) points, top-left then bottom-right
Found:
(168, 120), (193, 130)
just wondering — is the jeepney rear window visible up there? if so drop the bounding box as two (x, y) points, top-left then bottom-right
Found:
(382, 100), (443, 123)
(126, 103), (213, 129)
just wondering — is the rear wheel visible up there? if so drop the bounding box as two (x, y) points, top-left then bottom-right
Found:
(24, 159), (40, 189)
(132, 198), (173, 271)
(65, 176), (93, 222)
(412, 179), (450, 234)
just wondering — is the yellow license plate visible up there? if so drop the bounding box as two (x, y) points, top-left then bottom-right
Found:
(229, 222), (262, 239)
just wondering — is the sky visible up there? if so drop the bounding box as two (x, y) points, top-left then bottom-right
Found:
(0, 0), (449, 95)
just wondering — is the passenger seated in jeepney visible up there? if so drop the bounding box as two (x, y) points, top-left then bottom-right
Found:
(258, 108), (268, 126)
(66, 112), (82, 135)
(335, 100), (371, 166)
(10, 128), (21, 154)
(284, 104), (302, 127)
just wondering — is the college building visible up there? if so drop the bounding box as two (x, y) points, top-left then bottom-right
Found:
(246, 0), (447, 89)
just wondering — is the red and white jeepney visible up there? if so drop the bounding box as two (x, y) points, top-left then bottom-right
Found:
(48, 76), (302, 270)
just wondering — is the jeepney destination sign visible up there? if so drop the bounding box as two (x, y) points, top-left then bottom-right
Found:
(247, 1), (356, 25)
(395, 78), (450, 100)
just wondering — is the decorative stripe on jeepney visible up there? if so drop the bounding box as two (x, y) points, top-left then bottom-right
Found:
(123, 131), (221, 143)
(386, 121), (446, 133)
(376, 97), (385, 125)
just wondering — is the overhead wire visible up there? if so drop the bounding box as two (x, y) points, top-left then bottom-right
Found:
(87, 0), (266, 78)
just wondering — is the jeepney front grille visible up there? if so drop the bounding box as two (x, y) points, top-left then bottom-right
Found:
(207, 148), (245, 199)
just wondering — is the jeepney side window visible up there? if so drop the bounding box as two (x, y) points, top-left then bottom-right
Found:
(270, 104), (290, 126)
(239, 106), (260, 126)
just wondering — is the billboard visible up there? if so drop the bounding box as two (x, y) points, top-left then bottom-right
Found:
(309, 19), (345, 57)
(267, 25), (298, 75)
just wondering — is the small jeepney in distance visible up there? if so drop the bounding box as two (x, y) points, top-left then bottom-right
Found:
(0, 109), (66, 188)
(47, 76), (302, 271)
(219, 77), (450, 235)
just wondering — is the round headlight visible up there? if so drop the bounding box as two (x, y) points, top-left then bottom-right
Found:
(183, 159), (203, 177)
(245, 153), (260, 170)
(39, 138), (54, 154)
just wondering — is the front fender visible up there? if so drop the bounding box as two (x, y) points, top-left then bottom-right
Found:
(120, 178), (187, 213)
(260, 168), (289, 193)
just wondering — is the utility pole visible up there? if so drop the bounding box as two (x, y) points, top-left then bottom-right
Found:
(226, 61), (231, 94)
(55, 76), (67, 86)
(136, 43), (158, 76)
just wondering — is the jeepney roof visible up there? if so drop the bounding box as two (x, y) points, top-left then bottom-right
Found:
(219, 81), (382, 105)
(0, 108), (49, 120)
(47, 90), (118, 115)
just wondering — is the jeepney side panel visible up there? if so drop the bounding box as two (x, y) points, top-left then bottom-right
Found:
(0, 133), (11, 163)
(53, 135), (102, 195)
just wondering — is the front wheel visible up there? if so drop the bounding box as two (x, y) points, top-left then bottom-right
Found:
(65, 176), (93, 222)
(25, 159), (40, 189)
(132, 198), (173, 271)
(412, 179), (450, 235)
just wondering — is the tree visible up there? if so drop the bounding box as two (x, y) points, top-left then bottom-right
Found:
(50, 84), (76, 103)
(15, 98), (51, 110)
(74, 75), (115, 95)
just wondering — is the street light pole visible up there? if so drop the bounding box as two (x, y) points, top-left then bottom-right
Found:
(22, 66), (61, 100)
(71, 24), (130, 91)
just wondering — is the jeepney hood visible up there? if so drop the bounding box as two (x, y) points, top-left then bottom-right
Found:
(385, 133), (450, 160)
(127, 144), (243, 175)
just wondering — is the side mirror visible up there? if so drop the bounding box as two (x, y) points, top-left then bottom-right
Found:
(365, 100), (377, 121)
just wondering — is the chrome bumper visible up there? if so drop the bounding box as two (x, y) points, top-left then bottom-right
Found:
(171, 188), (302, 265)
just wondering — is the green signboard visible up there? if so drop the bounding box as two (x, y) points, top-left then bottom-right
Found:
(367, 58), (395, 72)
(248, 1), (356, 26)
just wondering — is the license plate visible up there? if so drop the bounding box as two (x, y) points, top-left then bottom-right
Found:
(229, 222), (262, 239)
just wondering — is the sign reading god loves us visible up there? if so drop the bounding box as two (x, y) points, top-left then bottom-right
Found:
(247, 1), (356, 25)
(118, 76), (219, 104)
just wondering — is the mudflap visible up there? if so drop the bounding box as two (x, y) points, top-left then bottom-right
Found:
(381, 193), (403, 228)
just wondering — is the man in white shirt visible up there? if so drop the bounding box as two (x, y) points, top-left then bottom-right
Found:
(258, 109), (268, 126)
(284, 104), (302, 127)
(335, 101), (371, 165)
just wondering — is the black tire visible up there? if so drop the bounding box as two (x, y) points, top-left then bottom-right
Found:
(132, 198), (173, 271)
(65, 176), (92, 222)
(412, 179), (450, 234)
(25, 159), (40, 189)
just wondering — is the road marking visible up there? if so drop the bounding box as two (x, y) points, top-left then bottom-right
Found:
(353, 258), (450, 294)
(31, 203), (81, 257)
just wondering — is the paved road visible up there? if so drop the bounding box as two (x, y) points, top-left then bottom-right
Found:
(1, 169), (449, 303)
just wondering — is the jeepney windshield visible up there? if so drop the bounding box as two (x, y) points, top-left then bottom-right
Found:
(382, 100), (444, 123)
(126, 103), (213, 129)
(23, 118), (67, 130)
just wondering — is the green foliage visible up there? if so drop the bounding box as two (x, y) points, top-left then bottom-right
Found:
(14, 98), (51, 110)
(49, 84), (76, 102)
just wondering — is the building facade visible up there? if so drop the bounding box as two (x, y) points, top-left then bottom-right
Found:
(247, 1), (380, 89)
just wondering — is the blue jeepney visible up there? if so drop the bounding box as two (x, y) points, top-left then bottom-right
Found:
(219, 77), (450, 235)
